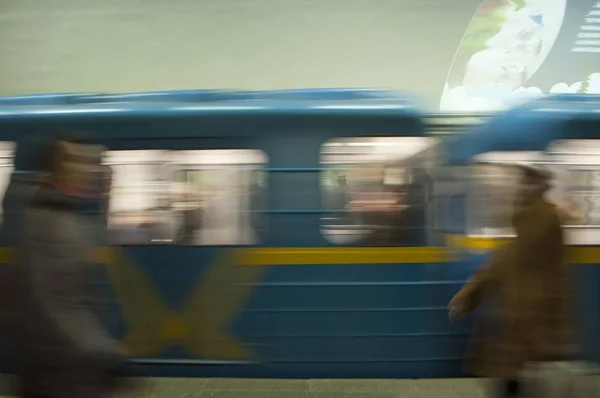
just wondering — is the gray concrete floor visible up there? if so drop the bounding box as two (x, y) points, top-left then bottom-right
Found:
(112, 377), (487, 398)
(0, 374), (490, 397)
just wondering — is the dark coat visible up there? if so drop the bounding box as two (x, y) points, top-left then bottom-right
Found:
(19, 184), (122, 398)
(0, 133), (61, 344)
(450, 198), (575, 379)
(0, 173), (44, 344)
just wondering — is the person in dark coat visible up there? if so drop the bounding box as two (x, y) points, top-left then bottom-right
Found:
(0, 135), (58, 395)
(449, 164), (575, 398)
(18, 134), (123, 398)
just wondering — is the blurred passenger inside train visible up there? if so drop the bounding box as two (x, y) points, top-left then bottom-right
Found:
(346, 166), (402, 245)
(334, 175), (350, 213)
(339, 164), (431, 246)
(152, 198), (176, 242)
(176, 191), (203, 244)
(391, 170), (428, 245)
(448, 164), (575, 398)
(100, 164), (112, 229)
(18, 133), (124, 398)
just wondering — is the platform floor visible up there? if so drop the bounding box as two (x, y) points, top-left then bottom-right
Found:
(118, 377), (487, 398)
(0, 375), (490, 397)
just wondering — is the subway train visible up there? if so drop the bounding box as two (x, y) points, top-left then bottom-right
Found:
(0, 89), (596, 379)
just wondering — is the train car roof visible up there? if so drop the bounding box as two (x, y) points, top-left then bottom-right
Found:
(446, 94), (600, 165)
(0, 88), (417, 106)
(0, 89), (423, 120)
(0, 89), (427, 140)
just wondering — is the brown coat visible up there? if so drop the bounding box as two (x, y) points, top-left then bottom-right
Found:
(451, 198), (575, 379)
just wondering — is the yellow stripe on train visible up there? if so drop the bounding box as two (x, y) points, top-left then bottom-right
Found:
(444, 234), (600, 264)
(0, 244), (599, 265)
(237, 247), (448, 265)
(0, 246), (448, 265)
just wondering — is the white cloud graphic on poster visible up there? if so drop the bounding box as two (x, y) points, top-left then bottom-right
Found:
(441, 74), (600, 112)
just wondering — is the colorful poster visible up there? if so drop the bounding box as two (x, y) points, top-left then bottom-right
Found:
(440, 0), (600, 112)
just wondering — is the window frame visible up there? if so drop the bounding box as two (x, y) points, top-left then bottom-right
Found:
(465, 151), (544, 240)
(466, 143), (600, 245)
(544, 139), (600, 245)
(0, 141), (16, 227)
(103, 148), (268, 247)
(319, 136), (439, 247)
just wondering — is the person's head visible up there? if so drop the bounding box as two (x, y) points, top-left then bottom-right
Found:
(14, 133), (57, 174)
(47, 131), (105, 199)
(514, 164), (552, 206)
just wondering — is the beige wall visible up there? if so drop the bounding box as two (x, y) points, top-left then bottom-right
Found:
(0, 0), (480, 107)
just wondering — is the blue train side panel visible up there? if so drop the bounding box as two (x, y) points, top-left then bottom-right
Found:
(230, 261), (471, 378)
(1, 88), (566, 379)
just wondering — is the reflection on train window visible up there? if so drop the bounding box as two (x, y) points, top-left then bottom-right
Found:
(104, 149), (268, 246)
(321, 137), (437, 246)
(434, 165), (467, 234)
(172, 150), (267, 246)
(468, 164), (521, 237)
(104, 150), (172, 245)
(546, 140), (600, 245)
(0, 142), (15, 225)
(467, 151), (543, 238)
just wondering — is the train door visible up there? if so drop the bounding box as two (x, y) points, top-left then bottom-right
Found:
(103, 149), (173, 245)
(169, 150), (266, 246)
(439, 151), (546, 370)
(544, 139), (600, 363)
(100, 142), (269, 361)
(467, 151), (543, 241)
(463, 143), (600, 364)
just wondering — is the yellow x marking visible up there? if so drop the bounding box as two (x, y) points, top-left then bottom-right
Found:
(92, 247), (268, 360)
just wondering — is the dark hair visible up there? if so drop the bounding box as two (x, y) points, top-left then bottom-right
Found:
(52, 128), (95, 151)
(49, 128), (100, 173)
(522, 166), (546, 182)
(520, 166), (552, 193)
(14, 134), (56, 172)
(14, 128), (97, 173)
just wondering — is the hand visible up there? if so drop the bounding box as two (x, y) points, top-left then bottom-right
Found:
(448, 305), (464, 321)
(448, 294), (466, 321)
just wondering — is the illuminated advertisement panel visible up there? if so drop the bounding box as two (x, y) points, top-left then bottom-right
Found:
(441, 0), (600, 111)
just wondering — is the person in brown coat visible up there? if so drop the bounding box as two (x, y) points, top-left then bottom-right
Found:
(449, 164), (575, 398)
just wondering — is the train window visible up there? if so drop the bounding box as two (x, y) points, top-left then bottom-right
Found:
(467, 151), (543, 238)
(0, 142), (15, 225)
(546, 140), (600, 245)
(104, 150), (173, 245)
(321, 137), (437, 246)
(171, 150), (267, 246)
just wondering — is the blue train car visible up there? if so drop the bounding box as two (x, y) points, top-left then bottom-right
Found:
(0, 89), (468, 379)
(442, 94), (600, 366)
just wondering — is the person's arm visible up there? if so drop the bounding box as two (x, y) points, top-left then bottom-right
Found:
(450, 242), (511, 315)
